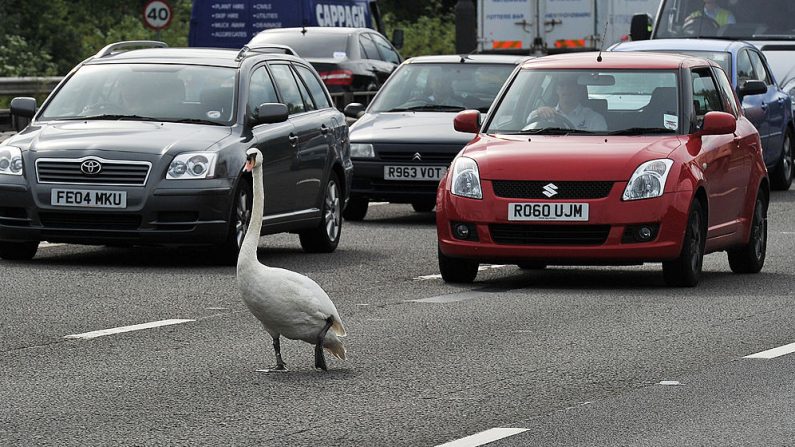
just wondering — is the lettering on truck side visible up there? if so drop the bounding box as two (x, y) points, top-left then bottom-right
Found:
(316, 4), (367, 28)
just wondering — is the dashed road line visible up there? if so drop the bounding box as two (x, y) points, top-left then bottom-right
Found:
(64, 319), (194, 340)
(744, 341), (795, 359)
(436, 427), (529, 447)
(413, 264), (510, 281)
(40, 242), (66, 248)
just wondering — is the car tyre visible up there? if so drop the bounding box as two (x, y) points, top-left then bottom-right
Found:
(300, 173), (342, 253)
(343, 196), (369, 221)
(517, 262), (547, 270)
(438, 246), (478, 283)
(411, 200), (436, 213)
(728, 193), (767, 274)
(770, 131), (793, 190)
(662, 200), (705, 287)
(0, 241), (39, 261)
(216, 176), (252, 265)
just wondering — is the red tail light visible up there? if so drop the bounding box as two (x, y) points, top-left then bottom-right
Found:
(318, 69), (353, 86)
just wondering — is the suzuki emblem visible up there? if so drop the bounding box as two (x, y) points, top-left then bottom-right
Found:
(542, 183), (558, 198)
(80, 159), (102, 175)
(412, 152), (422, 161)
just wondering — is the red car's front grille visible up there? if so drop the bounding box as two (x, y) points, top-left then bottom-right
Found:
(489, 224), (610, 245)
(492, 181), (613, 199)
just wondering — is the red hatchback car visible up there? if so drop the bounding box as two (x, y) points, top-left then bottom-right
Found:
(436, 52), (769, 286)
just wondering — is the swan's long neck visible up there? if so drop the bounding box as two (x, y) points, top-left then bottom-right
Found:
(239, 164), (264, 266)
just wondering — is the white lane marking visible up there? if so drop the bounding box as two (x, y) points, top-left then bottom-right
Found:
(40, 242), (66, 248)
(658, 380), (683, 386)
(64, 319), (194, 340)
(436, 428), (529, 447)
(414, 264), (510, 281)
(410, 291), (492, 304)
(744, 342), (795, 359)
(370, 202), (389, 206)
(780, 232), (795, 235)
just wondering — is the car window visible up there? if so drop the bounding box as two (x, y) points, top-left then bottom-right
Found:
(368, 63), (516, 113)
(370, 33), (400, 64)
(38, 64), (236, 125)
(737, 50), (754, 83)
(269, 63), (306, 115)
(748, 51), (772, 85)
(359, 34), (379, 60)
(712, 66), (739, 117)
(485, 69), (680, 135)
(691, 67), (724, 120)
(250, 32), (350, 59)
(294, 64), (332, 109)
(290, 65), (316, 111)
(248, 66), (279, 119)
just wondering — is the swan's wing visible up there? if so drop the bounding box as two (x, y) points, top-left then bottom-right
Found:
(269, 268), (345, 328)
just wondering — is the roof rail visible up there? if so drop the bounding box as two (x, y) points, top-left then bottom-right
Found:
(235, 44), (299, 61)
(94, 41), (168, 59)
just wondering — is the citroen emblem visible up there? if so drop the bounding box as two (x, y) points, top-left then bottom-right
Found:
(542, 183), (559, 198)
(80, 159), (102, 175)
(412, 152), (422, 162)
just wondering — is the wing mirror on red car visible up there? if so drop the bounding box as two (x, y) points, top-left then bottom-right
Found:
(453, 110), (481, 134)
(700, 111), (736, 136)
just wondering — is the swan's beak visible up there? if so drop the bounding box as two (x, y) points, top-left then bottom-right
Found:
(244, 158), (254, 172)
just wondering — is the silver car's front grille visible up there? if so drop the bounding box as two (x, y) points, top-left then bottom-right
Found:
(36, 157), (152, 186)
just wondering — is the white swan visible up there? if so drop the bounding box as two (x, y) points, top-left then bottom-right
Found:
(237, 148), (347, 371)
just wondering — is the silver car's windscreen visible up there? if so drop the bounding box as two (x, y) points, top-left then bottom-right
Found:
(368, 63), (516, 113)
(485, 69), (680, 135)
(654, 0), (795, 40)
(39, 64), (237, 125)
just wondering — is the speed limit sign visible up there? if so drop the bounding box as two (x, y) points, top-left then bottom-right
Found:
(143, 0), (173, 31)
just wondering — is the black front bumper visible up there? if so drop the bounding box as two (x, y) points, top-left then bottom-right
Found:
(0, 179), (235, 246)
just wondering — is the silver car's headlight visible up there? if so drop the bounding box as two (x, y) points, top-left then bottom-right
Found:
(622, 159), (674, 201)
(350, 143), (375, 158)
(450, 156), (482, 199)
(167, 152), (218, 179)
(0, 145), (23, 176)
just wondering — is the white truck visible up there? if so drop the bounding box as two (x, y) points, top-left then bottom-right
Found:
(478, 0), (661, 54)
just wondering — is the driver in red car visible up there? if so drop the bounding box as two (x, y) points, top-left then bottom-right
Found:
(527, 75), (607, 132)
(686, 0), (736, 27)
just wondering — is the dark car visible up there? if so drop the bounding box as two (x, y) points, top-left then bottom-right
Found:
(247, 27), (402, 95)
(340, 54), (530, 220)
(612, 39), (793, 190)
(0, 41), (352, 262)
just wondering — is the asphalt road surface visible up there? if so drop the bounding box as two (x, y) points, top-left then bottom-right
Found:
(2, 193), (794, 446)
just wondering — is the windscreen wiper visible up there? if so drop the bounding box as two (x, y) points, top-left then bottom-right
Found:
(78, 114), (162, 121)
(386, 105), (466, 112)
(607, 127), (676, 135)
(516, 127), (593, 135)
(167, 118), (225, 126)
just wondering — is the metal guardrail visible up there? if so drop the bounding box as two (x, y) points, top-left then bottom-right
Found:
(0, 76), (63, 96)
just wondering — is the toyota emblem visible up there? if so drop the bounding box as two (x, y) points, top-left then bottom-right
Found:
(80, 159), (102, 175)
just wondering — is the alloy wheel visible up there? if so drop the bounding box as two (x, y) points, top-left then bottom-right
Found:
(324, 180), (341, 242)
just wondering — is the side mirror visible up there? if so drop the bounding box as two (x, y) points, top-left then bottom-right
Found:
(252, 103), (288, 126)
(737, 80), (768, 99)
(453, 110), (481, 134)
(701, 111), (736, 135)
(343, 102), (365, 119)
(391, 29), (404, 50)
(10, 97), (36, 131)
(630, 14), (653, 41)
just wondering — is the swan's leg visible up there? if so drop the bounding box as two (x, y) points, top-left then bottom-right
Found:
(272, 336), (287, 371)
(314, 317), (334, 370)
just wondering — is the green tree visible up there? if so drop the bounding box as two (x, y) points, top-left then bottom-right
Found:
(383, 1), (456, 59)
